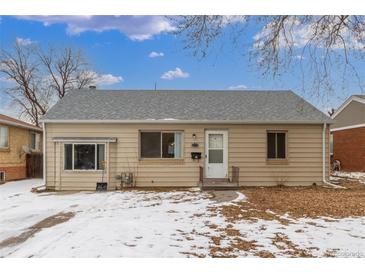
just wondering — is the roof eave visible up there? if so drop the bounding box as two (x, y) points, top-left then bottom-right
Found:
(0, 119), (43, 132)
(40, 119), (333, 125)
(332, 95), (365, 119)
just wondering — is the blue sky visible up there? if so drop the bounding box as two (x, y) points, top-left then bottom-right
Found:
(0, 15), (364, 118)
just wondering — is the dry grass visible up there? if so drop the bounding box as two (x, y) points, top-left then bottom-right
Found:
(271, 233), (313, 257)
(204, 179), (365, 257)
(240, 180), (365, 218)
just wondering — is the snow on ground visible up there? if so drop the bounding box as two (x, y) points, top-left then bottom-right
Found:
(0, 179), (365, 257)
(331, 171), (365, 184)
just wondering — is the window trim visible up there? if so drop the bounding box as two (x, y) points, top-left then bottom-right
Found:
(266, 130), (288, 161)
(0, 126), (9, 149)
(139, 130), (184, 160)
(63, 143), (106, 172)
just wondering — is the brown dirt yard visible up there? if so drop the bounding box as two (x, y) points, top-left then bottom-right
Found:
(238, 178), (365, 219)
(205, 177), (365, 258)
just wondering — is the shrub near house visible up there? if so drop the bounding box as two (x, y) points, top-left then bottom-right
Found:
(0, 114), (43, 182)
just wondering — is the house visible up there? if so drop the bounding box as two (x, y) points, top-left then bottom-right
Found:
(0, 114), (43, 183)
(41, 89), (332, 191)
(331, 95), (365, 172)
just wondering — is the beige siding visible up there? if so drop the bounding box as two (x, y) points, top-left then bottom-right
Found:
(45, 123), (330, 190)
(332, 100), (365, 129)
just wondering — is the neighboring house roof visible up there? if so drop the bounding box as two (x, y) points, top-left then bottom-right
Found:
(332, 94), (365, 119)
(0, 114), (42, 132)
(41, 89), (332, 124)
(331, 94), (365, 132)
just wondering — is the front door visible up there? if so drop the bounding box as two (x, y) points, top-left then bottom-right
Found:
(205, 130), (228, 178)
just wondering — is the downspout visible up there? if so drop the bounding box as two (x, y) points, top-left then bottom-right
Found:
(42, 122), (47, 187)
(322, 122), (327, 184)
(322, 123), (344, 188)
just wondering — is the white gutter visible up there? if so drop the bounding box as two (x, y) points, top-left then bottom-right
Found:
(0, 118), (42, 132)
(39, 119), (333, 125)
(330, 123), (365, 132)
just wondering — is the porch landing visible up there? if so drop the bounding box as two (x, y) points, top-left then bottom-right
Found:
(200, 178), (240, 190)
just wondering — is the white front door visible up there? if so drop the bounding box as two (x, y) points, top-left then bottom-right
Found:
(205, 130), (228, 178)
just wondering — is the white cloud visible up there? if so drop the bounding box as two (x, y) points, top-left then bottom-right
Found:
(93, 73), (124, 86)
(17, 16), (175, 41)
(149, 51), (164, 58)
(15, 37), (34, 46)
(161, 67), (189, 80)
(81, 71), (124, 86)
(228, 84), (248, 90)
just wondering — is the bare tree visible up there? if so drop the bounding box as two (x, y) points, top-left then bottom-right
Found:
(0, 43), (48, 125)
(38, 47), (94, 99)
(171, 16), (365, 98)
(0, 42), (95, 126)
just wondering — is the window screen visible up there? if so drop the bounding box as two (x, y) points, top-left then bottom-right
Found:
(74, 144), (95, 170)
(162, 133), (175, 158)
(140, 132), (182, 159)
(267, 132), (286, 159)
(31, 133), (40, 150)
(64, 144), (105, 170)
(267, 133), (276, 159)
(31, 133), (36, 150)
(97, 144), (105, 170)
(141, 132), (161, 158)
(0, 126), (9, 148)
(276, 133), (286, 158)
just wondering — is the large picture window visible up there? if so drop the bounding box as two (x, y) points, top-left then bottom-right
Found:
(267, 132), (287, 159)
(140, 131), (182, 159)
(0, 126), (9, 148)
(64, 144), (105, 170)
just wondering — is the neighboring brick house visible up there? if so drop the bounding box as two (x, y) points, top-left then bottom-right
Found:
(0, 114), (43, 183)
(331, 95), (365, 172)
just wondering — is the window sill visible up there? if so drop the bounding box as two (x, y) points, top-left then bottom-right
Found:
(266, 159), (289, 165)
(139, 158), (185, 164)
(0, 147), (10, 152)
(63, 170), (104, 173)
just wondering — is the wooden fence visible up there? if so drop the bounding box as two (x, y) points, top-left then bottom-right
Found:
(26, 153), (43, 178)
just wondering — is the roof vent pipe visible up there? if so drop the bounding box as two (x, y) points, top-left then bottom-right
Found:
(89, 85), (96, 89)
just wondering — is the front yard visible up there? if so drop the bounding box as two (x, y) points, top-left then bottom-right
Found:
(1, 175), (365, 258)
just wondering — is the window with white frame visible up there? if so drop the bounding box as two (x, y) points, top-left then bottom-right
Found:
(267, 131), (287, 159)
(64, 144), (105, 170)
(0, 126), (9, 148)
(31, 132), (41, 151)
(140, 131), (182, 159)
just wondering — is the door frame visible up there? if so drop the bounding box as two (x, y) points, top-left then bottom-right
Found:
(204, 129), (228, 178)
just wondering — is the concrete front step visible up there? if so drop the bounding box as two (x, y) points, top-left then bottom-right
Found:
(201, 185), (240, 191)
(201, 178), (239, 190)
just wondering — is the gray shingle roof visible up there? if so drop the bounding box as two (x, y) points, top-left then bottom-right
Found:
(42, 89), (332, 124)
